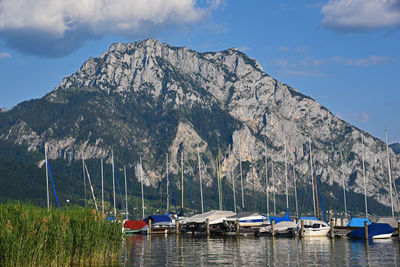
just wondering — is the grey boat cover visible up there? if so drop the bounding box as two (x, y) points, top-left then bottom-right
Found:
(185, 210), (235, 225)
(377, 217), (399, 228)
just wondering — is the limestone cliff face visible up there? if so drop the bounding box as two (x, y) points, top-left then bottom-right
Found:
(1, 39), (399, 209)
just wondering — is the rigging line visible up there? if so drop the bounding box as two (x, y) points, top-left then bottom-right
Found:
(183, 153), (196, 214)
(84, 162), (98, 211)
(47, 160), (60, 208)
(114, 169), (126, 212)
(316, 176), (327, 222)
(168, 169), (178, 215)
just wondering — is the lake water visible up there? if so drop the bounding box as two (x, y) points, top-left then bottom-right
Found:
(121, 234), (400, 266)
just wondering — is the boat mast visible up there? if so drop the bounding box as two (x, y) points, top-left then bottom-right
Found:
(362, 136), (368, 218)
(101, 158), (104, 214)
(45, 143), (49, 212)
(197, 146), (204, 214)
(140, 156), (145, 219)
(293, 152), (298, 219)
(166, 153), (169, 213)
(231, 145), (237, 213)
(252, 167), (256, 211)
(343, 179), (347, 218)
(313, 152), (320, 219)
(112, 149), (116, 219)
(385, 130), (394, 218)
(239, 140), (245, 211)
(218, 150), (223, 210)
(181, 151), (184, 213)
(124, 166), (128, 220)
(284, 133), (289, 211)
(216, 157), (221, 210)
(272, 161), (276, 215)
(264, 142), (269, 218)
(82, 152), (87, 208)
(309, 138), (316, 216)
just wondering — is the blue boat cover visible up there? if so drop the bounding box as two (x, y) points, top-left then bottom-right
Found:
(269, 209), (292, 224)
(105, 216), (115, 221)
(348, 223), (394, 239)
(347, 217), (371, 227)
(144, 215), (172, 224)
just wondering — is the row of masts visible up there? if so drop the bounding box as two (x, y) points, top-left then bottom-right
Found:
(43, 130), (397, 219)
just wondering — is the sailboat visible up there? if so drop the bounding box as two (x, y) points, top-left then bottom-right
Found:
(298, 219), (330, 238)
(258, 132), (297, 237)
(297, 140), (330, 237)
(348, 132), (396, 239)
(347, 135), (372, 228)
(123, 159), (149, 235)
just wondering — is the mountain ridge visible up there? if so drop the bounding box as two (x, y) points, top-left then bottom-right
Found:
(0, 39), (399, 214)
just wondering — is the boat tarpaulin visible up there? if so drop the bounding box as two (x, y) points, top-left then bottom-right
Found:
(185, 210), (235, 225)
(144, 215), (172, 224)
(347, 217), (371, 227)
(269, 209), (292, 224)
(124, 220), (147, 230)
(377, 217), (399, 228)
(348, 223), (394, 239)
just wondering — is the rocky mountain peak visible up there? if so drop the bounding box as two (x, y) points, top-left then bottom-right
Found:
(2, 39), (399, 211)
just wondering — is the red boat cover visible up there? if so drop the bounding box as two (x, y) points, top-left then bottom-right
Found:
(124, 220), (147, 230)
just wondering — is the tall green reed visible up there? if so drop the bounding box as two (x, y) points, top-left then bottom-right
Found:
(0, 203), (122, 266)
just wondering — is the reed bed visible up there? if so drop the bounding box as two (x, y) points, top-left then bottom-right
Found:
(0, 203), (122, 266)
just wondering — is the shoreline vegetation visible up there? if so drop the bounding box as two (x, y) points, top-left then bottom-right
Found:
(0, 203), (123, 266)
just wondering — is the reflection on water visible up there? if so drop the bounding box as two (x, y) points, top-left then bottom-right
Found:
(123, 235), (400, 266)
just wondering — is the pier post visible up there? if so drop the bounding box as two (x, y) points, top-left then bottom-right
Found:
(271, 219), (275, 237)
(398, 221), (400, 239)
(300, 220), (304, 238)
(206, 218), (210, 236)
(236, 220), (240, 237)
(330, 219), (334, 239)
(176, 220), (180, 235)
(341, 218), (344, 227)
(148, 219), (152, 235)
(364, 221), (368, 240)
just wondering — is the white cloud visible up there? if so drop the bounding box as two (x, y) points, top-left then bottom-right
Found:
(271, 54), (397, 77)
(0, 0), (220, 57)
(278, 46), (289, 52)
(282, 69), (321, 77)
(237, 46), (251, 52)
(331, 55), (396, 66)
(0, 52), (11, 59)
(274, 55), (397, 70)
(349, 112), (370, 123)
(321, 0), (400, 32)
(294, 46), (309, 54)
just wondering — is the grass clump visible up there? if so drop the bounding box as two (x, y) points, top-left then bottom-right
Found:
(0, 203), (122, 266)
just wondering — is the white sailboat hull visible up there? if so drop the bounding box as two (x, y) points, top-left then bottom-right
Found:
(372, 233), (392, 239)
(301, 226), (330, 237)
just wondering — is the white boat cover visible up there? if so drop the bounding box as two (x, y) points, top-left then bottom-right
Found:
(224, 212), (267, 226)
(259, 220), (297, 233)
(185, 210), (235, 225)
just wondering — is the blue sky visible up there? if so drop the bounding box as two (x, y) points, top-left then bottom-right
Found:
(0, 0), (399, 142)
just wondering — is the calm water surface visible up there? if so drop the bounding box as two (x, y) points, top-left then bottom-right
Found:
(122, 235), (400, 266)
